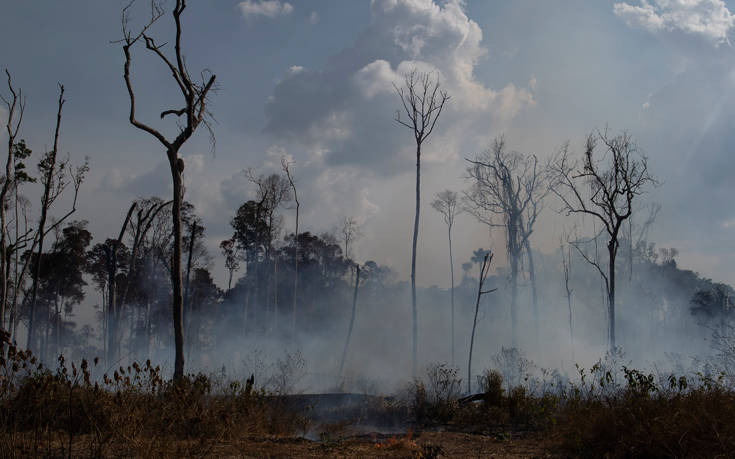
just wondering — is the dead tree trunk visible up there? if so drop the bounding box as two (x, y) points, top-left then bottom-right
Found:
(27, 85), (64, 351)
(120, 0), (216, 379)
(1, 70), (24, 332)
(105, 203), (136, 365)
(468, 252), (495, 393)
(339, 265), (360, 385)
(281, 158), (299, 340)
(411, 143), (420, 378)
(523, 237), (539, 352)
(561, 239), (574, 363)
(449, 225), (455, 366)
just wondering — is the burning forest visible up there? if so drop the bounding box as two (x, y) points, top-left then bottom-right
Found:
(3, 0), (735, 456)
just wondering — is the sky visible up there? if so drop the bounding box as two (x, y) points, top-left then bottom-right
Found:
(2, 0), (735, 290)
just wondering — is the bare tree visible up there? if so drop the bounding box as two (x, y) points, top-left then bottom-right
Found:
(0, 70), (24, 331)
(340, 216), (362, 261)
(464, 137), (547, 348)
(281, 157), (300, 339)
(26, 85), (87, 351)
(550, 129), (657, 351)
(119, 0), (216, 379)
(394, 70), (449, 378)
(431, 189), (460, 366)
(468, 250), (495, 393)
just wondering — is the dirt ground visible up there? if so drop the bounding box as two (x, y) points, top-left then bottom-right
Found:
(204, 430), (561, 458)
(4, 430), (562, 458)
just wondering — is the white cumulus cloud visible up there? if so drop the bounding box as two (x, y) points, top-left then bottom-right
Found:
(614, 0), (735, 46)
(237, 0), (293, 19)
(263, 0), (535, 175)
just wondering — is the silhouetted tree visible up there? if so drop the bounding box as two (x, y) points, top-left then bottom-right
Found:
(468, 249), (495, 393)
(281, 158), (300, 338)
(394, 70), (449, 378)
(551, 129), (657, 351)
(1, 70), (24, 331)
(27, 85), (87, 352)
(119, 0), (216, 379)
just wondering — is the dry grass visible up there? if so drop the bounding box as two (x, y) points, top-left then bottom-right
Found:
(3, 333), (735, 458)
(0, 333), (310, 457)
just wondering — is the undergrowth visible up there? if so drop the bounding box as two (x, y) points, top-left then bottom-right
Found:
(408, 356), (735, 458)
(0, 331), (310, 457)
(3, 330), (735, 458)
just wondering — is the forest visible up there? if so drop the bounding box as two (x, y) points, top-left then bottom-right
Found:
(2, 0), (735, 457)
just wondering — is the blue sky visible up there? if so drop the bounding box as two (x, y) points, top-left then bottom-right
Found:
(2, 0), (735, 288)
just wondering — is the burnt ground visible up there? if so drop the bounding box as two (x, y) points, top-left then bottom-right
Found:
(204, 430), (560, 458)
(228, 393), (562, 458)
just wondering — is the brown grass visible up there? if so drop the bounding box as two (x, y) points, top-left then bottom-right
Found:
(3, 333), (735, 458)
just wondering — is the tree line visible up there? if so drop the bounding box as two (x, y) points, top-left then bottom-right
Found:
(2, 1), (732, 382)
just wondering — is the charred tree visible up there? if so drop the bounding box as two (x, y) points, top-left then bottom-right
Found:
(394, 70), (449, 378)
(119, 0), (216, 379)
(0, 70), (24, 331)
(281, 158), (300, 339)
(468, 251), (495, 393)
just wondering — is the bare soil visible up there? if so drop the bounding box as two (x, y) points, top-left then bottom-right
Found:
(3, 429), (561, 458)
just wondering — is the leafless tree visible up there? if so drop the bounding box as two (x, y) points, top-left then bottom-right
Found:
(281, 157), (300, 338)
(118, 0), (216, 379)
(550, 129), (657, 351)
(394, 70), (449, 378)
(340, 216), (362, 261)
(26, 85), (87, 351)
(431, 189), (460, 366)
(468, 250), (495, 393)
(464, 137), (548, 348)
(0, 70), (24, 332)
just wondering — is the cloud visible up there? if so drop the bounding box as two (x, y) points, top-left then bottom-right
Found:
(613, 0), (735, 46)
(309, 11), (319, 25)
(262, 0), (535, 176)
(237, 0), (293, 19)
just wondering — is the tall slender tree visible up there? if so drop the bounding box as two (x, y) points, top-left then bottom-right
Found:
(119, 0), (216, 379)
(281, 158), (300, 339)
(27, 85), (87, 351)
(0, 70), (24, 331)
(431, 189), (460, 366)
(394, 70), (449, 378)
(468, 250), (495, 393)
